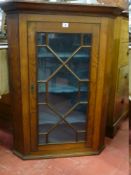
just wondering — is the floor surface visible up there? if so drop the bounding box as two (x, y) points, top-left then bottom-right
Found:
(0, 119), (129, 175)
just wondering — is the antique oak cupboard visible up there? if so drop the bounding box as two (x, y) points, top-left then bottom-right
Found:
(1, 1), (128, 159)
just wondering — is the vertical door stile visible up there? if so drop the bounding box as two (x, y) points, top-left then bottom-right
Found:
(28, 23), (38, 151)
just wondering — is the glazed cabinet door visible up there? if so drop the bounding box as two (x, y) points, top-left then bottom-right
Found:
(28, 21), (100, 154)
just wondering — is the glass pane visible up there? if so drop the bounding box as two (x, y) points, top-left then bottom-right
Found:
(78, 132), (86, 142)
(36, 33), (46, 45)
(67, 47), (91, 79)
(66, 104), (87, 131)
(38, 105), (60, 134)
(48, 121), (76, 143)
(36, 32), (92, 145)
(80, 82), (88, 101)
(48, 67), (79, 114)
(39, 134), (47, 145)
(37, 47), (61, 80)
(38, 83), (46, 103)
(48, 33), (81, 61)
(83, 34), (92, 45)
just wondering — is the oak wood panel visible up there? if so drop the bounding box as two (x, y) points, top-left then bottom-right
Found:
(118, 42), (128, 66)
(90, 17), (109, 151)
(105, 17), (121, 137)
(7, 14), (24, 153)
(106, 17), (121, 127)
(99, 17), (114, 145)
(113, 65), (128, 123)
(25, 14), (102, 24)
(119, 18), (129, 42)
(86, 24), (100, 148)
(19, 14), (31, 154)
(106, 17), (128, 137)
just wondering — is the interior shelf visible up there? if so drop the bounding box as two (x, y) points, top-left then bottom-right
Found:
(38, 53), (90, 59)
(38, 84), (87, 93)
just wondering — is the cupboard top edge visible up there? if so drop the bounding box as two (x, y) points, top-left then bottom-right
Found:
(0, 1), (127, 17)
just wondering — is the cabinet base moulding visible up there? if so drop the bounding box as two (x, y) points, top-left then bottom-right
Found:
(13, 145), (105, 160)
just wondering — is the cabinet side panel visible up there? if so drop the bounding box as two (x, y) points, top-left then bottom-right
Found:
(106, 17), (121, 137)
(100, 18), (114, 144)
(19, 15), (31, 154)
(7, 14), (24, 153)
(106, 17), (121, 127)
